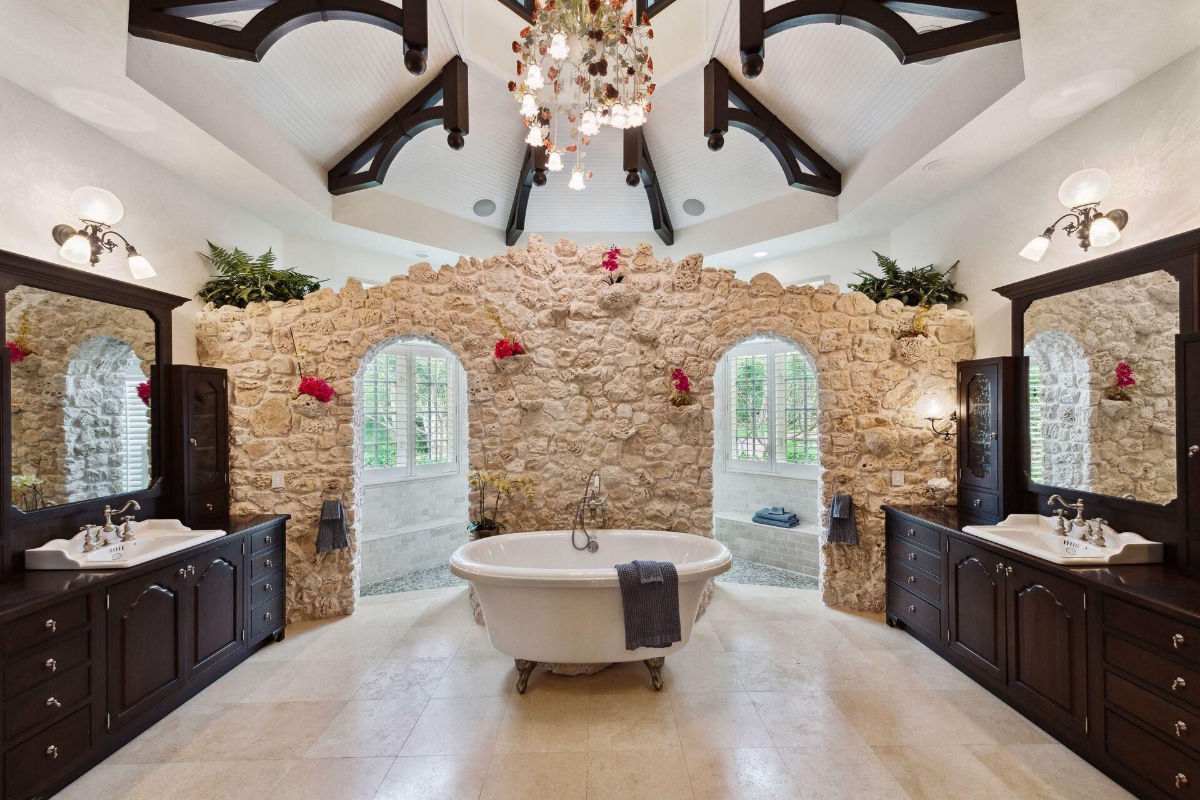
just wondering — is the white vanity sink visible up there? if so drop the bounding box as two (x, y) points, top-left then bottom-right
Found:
(25, 520), (226, 570)
(962, 514), (1162, 566)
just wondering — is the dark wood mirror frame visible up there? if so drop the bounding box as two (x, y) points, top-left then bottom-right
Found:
(0, 248), (190, 575)
(995, 227), (1200, 563)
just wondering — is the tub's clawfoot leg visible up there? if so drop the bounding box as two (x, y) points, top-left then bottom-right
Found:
(514, 659), (538, 694)
(644, 657), (665, 691)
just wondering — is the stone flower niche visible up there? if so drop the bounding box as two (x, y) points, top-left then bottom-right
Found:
(196, 236), (974, 622)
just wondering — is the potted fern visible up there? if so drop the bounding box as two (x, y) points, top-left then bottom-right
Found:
(197, 241), (323, 308)
(849, 252), (965, 363)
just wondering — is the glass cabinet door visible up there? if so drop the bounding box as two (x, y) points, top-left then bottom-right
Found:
(961, 365), (1000, 491)
(186, 371), (226, 492)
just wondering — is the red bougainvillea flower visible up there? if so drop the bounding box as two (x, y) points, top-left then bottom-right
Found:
(494, 338), (524, 360)
(136, 381), (152, 407)
(1115, 362), (1136, 388)
(671, 368), (690, 393)
(602, 246), (620, 272)
(298, 376), (335, 404)
(6, 341), (30, 363)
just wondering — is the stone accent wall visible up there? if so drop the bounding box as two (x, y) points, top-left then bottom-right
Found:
(196, 236), (973, 621)
(7, 287), (155, 506)
(1024, 270), (1177, 504)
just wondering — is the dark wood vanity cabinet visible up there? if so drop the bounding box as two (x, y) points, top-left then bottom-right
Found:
(170, 366), (230, 530)
(1179, 332), (1200, 577)
(956, 358), (1013, 522)
(947, 536), (1006, 682)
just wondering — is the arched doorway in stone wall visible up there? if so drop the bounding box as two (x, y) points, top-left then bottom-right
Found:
(352, 334), (471, 589)
(1024, 329), (1092, 490)
(711, 334), (824, 588)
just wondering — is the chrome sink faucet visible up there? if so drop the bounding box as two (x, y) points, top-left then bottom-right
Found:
(571, 469), (605, 553)
(103, 500), (141, 542)
(1083, 518), (1109, 547)
(1047, 495), (1085, 535)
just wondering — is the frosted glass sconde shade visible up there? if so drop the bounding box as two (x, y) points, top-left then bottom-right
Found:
(1019, 234), (1051, 262)
(547, 150), (563, 172)
(524, 125), (544, 146)
(1057, 168), (1111, 208)
(548, 33), (569, 60)
(127, 252), (156, 280)
(70, 186), (124, 225)
(520, 93), (538, 117)
(525, 64), (544, 90)
(568, 167), (585, 191)
(58, 232), (92, 264)
(915, 391), (954, 421)
(1088, 214), (1122, 247)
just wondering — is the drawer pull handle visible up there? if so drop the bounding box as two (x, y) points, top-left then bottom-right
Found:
(205, 503), (214, 511)
(187, 565), (195, 575)
(1177, 721), (1189, 737)
(265, 560), (274, 568)
(907, 576), (916, 584)
(264, 612), (273, 621)
(973, 499), (982, 507)
(46, 745), (58, 759)
(1006, 566), (1013, 577)
(907, 605), (916, 613)
(178, 568), (187, 577)
(907, 553), (916, 561)
(265, 536), (272, 545)
(1174, 677), (1187, 691)
(996, 563), (1004, 573)
(1175, 634), (1186, 649)
(44, 619), (56, 633)
(46, 696), (60, 709)
(1177, 773), (1189, 789)
(907, 529), (915, 537)
(45, 658), (57, 673)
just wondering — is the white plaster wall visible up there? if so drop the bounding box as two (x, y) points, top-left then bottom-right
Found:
(889, 47), (1200, 358)
(726, 234), (893, 289)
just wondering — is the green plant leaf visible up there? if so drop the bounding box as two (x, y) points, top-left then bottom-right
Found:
(848, 253), (966, 307)
(197, 242), (324, 309)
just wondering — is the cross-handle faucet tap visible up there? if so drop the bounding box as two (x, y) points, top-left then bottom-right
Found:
(1083, 518), (1109, 547)
(102, 500), (141, 533)
(1047, 495), (1085, 534)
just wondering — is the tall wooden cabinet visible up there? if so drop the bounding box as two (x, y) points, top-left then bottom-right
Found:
(1179, 332), (1200, 577)
(955, 357), (1013, 521)
(170, 366), (229, 530)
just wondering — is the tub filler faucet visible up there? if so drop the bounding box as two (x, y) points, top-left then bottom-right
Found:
(572, 469), (605, 553)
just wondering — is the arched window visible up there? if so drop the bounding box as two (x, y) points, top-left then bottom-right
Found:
(718, 337), (819, 478)
(361, 340), (466, 483)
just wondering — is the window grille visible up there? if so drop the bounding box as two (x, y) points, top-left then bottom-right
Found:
(724, 339), (819, 477)
(1028, 364), (1044, 483)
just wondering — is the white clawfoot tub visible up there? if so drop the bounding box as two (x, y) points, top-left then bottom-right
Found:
(450, 529), (732, 692)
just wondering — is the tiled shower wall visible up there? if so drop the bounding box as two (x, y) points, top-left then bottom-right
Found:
(713, 470), (822, 576)
(359, 473), (469, 584)
(713, 471), (820, 521)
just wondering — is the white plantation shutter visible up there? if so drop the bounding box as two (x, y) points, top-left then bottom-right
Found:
(729, 346), (771, 467)
(775, 349), (819, 471)
(1028, 364), (1045, 484)
(724, 339), (819, 478)
(123, 364), (151, 493)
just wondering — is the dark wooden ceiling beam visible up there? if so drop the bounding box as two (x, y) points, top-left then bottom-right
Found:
(506, 145), (550, 246)
(739, 0), (1019, 77)
(129, 0), (429, 74)
(704, 59), (841, 197)
(623, 129), (674, 246)
(328, 56), (468, 195)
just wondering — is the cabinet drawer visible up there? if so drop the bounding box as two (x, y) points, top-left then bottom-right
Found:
(252, 593), (285, 639)
(4, 705), (90, 798)
(887, 582), (940, 639)
(887, 558), (940, 606)
(5, 665), (90, 741)
(887, 536), (941, 580)
(250, 526), (283, 556)
(1106, 634), (1200, 712)
(1107, 671), (1200, 757)
(1105, 596), (1200, 667)
(1106, 709), (1200, 797)
(251, 570), (284, 608)
(4, 632), (89, 701)
(885, 515), (941, 555)
(251, 545), (284, 580)
(958, 488), (998, 519)
(188, 489), (228, 522)
(2, 596), (88, 656)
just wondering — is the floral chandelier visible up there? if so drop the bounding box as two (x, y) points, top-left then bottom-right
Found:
(510, 0), (655, 191)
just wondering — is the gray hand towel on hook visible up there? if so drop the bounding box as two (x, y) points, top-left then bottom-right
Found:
(826, 494), (858, 545)
(316, 499), (350, 553)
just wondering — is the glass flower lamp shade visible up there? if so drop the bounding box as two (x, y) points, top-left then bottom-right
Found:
(548, 32), (569, 60)
(1088, 213), (1122, 247)
(520, 93), (538, 117)
(915, 391), (954, 421)
(58, 231), (93, 264)
(547, 150), (563, 172)
(1057, 168), (1111, 208)
(525, 63), (544, 91)
(69, 186), (124, 225)
(1019, 233), (1051, 262)
(568, 166), (585, 191)
(126, 249), (156, 280)
(627, 103), (645, 127)
(524, 125), (544, 147)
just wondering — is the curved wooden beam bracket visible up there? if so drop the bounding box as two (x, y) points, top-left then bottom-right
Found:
(328, 56), (468, 195)
(739, 0), (1019, 77)
(129, 0), (429, 74)
(506, 144), (550, 246)
(623, 128), (674, 246)
(703, 59), (841, 197)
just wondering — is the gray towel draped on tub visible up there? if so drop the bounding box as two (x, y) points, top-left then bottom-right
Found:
(826, 494), (858, 545)
(615, 560), (681, 650)
(316, 499), (350, 553)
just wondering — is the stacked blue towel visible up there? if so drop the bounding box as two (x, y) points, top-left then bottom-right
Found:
(752, 506), (800, 528)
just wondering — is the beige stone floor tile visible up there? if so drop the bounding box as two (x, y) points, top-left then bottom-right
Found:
(352, 656), (451, 701)
(584, 660), (662, 694)
(874, 745), (1020, 799)
(661, 651), (745, 692)
(294, 626), (410, 661)
(712, 619), (789, 651)
(968, 743), (1135, 799)
(798, 649), (925, 691)
(748, 691), (870, 748)
(585, 749), (694, 800)
(106, 701), (231, 764)
(304, 693), (429, 758)
(433, 654), (519, 697)
(170, 701), (344, 762)
(53, 763), (159, 800)
(828, 689), (990, 746)
(587, 692), (682, 750)
(265, 756), (392, 799)
(481, 751), (588, 800)
(399, 695), (508, 756)
(335, 598), (431, 628)
(778, 745), (909, 800)
(453, 624), (504, 657)
(828, 611), (928, 652)
(942, 688), (1054, 745)
(670, 692), (774, 749)
(703, 591), (783, 622)
(495, 692), (591, 753)
(517, 665), (596, 696)
(256, 656), (382, 702)
(131, 760), (295, 799)
(771, 620), (862, 657)
(373, 754), (492, 800)
(386, 625), (471, 659)
(411, 590), (479, 627)
(896, 649), (981, 690)
(247, 619), (339, 662)
(191, 660), (286, 705)
(730, 652), (822, 692)
(683, 618), (727, 652)
(683, 748), (802, 800)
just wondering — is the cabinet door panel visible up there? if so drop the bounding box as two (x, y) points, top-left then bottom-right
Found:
(959, 363), (1000, 491)
(186, 539), (244, 680)
(1183, 335), (1200, 536)
(185, 371), (227, 494)
(106, 564), (186, 728)
(948, 537), (1006, 683)
(1006, 562), (1088, 733)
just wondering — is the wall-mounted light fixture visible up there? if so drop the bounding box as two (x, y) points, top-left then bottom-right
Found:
(1019, 168), (1128, 262)
(51, 187), (156, 279)
(915, 391), (956, 442)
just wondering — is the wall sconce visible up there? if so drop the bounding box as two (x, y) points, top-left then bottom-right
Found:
(1019, 168), (1128, 262)
(51, 187), (156, 279)
(915, 391), (956, 442)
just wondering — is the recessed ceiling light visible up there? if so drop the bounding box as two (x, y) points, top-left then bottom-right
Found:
(922, 157), (955, 173)
(473, 199), (497, 217)
(753, 251), (770, 258)
(682, 198), (705, 216)
(413, 251), (430, 259)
